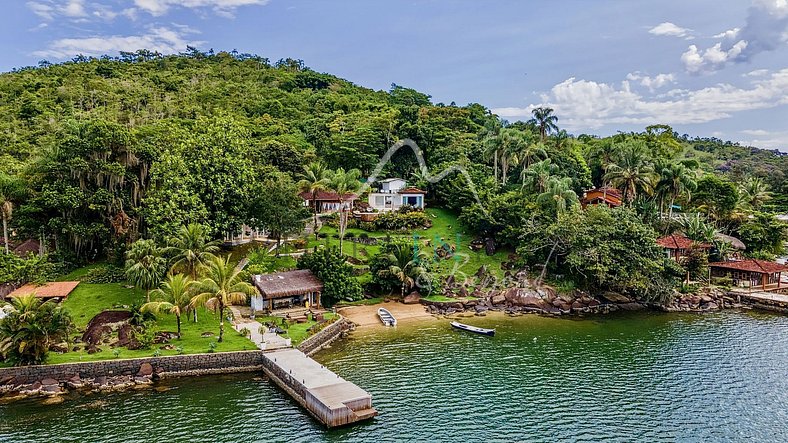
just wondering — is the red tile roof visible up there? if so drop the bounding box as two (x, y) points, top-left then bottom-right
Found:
(9, 281), (80, 299)
(298, 191), (357, 201)
(656, 234), (711, 250)
(709, 259), (788, 274)
(397, 187), (426, 194)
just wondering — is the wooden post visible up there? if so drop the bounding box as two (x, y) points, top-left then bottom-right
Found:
(762, 272), (767, 290)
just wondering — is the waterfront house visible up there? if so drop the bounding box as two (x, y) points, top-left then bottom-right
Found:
(8, 281), (80, 301)
(251, 269), (324, 312)
(656, 234), (711, 261)
(581, 187), (623, 208)
(709, 259), (788, 291)
(367, 178), (426, 211)
(299, 191), (357, 214)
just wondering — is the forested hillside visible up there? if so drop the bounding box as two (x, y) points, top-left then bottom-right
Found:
(1, 49), (786, 301)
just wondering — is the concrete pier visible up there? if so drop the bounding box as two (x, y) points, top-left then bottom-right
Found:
(261, 349), (377, 427)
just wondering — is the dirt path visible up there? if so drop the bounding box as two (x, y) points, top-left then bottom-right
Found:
(337, 301), (434, 328)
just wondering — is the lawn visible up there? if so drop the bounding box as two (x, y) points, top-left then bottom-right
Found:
(310, 208), (510, 282)
(252, 313), (337, 344)
(43, 277), (255, 364)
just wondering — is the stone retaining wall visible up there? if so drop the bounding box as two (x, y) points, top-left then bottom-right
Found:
(0, 350), (265, 385)
(297, 316), (349, 356)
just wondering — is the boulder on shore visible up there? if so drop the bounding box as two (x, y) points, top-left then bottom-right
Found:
(403, 291), (421, 305)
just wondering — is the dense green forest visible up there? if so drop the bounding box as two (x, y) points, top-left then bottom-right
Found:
(1, 49), (787, 302)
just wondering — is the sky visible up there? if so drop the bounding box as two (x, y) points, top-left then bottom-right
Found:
(1, 0), (787, 151)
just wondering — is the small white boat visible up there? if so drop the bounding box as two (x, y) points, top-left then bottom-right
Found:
(378, 307), (397, 326)
(451, 321), (495, 336)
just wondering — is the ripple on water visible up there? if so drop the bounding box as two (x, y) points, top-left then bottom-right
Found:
(1, 311), (787, 442)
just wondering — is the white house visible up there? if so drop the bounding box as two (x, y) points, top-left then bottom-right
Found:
(367, 178), (426, 211)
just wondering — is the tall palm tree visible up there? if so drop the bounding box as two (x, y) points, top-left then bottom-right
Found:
(530, 107), (559, 141)
(603, 143), (654, 204)
(656, 163), (697, 221)
(380, 243), (429, 298)
(499, 128), (529, 185)
(0, 173), (26, 254)
(521, 158), (558, 193)
(483, 133), (503, 183)
(537, 176), (578, 218)
(189, 255), (256, 342)
(166, 223), (220, 280)
(297, 162), (331, 240)
(738, 177), (771, 210)
(125, 239), (167, 302)
(141, 274), (192, 339)
(329, 168), (362, 254)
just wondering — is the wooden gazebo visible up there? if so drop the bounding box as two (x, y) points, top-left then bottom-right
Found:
(709, 259), (787, 291)
(252, 269), (324, 312)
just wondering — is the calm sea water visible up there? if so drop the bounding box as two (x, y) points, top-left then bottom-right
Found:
(1, 311), (787, 442)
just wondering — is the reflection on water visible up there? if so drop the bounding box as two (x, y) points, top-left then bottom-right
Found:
(1, 311), (787, 442)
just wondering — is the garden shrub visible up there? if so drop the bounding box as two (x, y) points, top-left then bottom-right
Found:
(81, 265), (126, 283)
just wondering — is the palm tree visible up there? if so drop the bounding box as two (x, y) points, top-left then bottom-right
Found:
(189, 255), (256, 342)
(0, 173), (26, 254)
(521, 158), (558, 193)
(738, 177), (771, 210)
(603, 143), (654, 204)
(0, 294), (74, 366)
(329, 168), (362, 254)
(141, 274), (192, 339)
(656, 163), (697, 221)
(297, 162), (331, 240)
(166, 223), (220, 280)
(380, 243), (429, 298)
(537, 176), (578, 218)
(530, 107), (559, 141)
(125, 239), (167, 302)
(679, 213), (718, 243)
(499, 128), (529, 185)
(483, 134), (503, 183)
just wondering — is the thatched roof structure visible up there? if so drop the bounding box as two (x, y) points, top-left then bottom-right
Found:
(253, 269), (323, 298)
(714, 233), (746, 250)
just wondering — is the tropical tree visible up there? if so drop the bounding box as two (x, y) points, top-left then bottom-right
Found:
(125, 239), (168, 302)
(248, 173), (309, 254)
(0, 173), (26, 254)
(679, 213), (718, 243)
(604, 143), (654, 204)
(530, 107), (559, 141)
(297, 162), (331, 240)
(522, 158), (558, 193)
(328, 167), (362, 253)
(189, 255), (256, 342)
(378, 243), (430, 298)
(738, 177), (771, 210)
(537, 176), (578, 218)
(141, 274), (192, 338)
(656, 163), (697, 220)
(166, 223), (220, 280)
(499, 128), (529, 185)
(0, 294), (74, 366)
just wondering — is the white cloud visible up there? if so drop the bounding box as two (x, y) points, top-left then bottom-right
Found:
(133, 0), (270, 16)
(741, 129), (770, 136)
(649, 22), (693, 39)
(738, 130), (788, 151)
(681, 1), (788, 73)
(681, 40), (748, 73)
(492, 69), (788, 130)
(33, 26), (204, 59)
(62, 0), (86, 17)
(713, 27), (741, 39)
(744, 68), (770, 77)
(626, 72), (676, 91)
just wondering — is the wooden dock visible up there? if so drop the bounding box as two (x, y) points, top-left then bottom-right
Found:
(261, 349), (377, 427)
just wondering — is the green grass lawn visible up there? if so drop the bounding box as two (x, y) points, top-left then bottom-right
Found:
(252, 313), (337, 345)
(41, 276), (256, 365)
(312, 208), (510, 282)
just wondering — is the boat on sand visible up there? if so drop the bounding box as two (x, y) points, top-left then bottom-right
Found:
(378, 307), (397, 326)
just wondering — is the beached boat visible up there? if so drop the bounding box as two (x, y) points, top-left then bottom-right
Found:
(378, 307), (397, 326)
(450, 321), (495, 336)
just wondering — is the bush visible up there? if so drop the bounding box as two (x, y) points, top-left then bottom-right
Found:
(297, 247), (363, 306)
(81, 265), (126, 283)
(359, 222), (377, 232)
(0, 253), (61, 286)
(374, 210), (432, 231)
(711, 276), (733, 289)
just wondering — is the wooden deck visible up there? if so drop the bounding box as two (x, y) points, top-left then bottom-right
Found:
(261, 349), (377, 427)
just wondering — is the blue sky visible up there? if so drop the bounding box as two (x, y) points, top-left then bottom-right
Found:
(2, 0), (787, 151)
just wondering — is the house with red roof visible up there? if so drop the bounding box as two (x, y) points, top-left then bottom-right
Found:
(581, 187), (623, 209)
(299, 190), (358, 214)
(709, 259), (787, 291)
(656, 234), (712, 261)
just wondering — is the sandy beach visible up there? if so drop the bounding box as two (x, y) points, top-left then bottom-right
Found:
(337, 301), (434, 328)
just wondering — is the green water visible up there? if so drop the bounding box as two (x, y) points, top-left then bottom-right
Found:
(1, 311), (787, 442)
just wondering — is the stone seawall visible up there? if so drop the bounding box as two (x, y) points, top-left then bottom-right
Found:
(0, 350), (266, 400)
(297, 316), (351, 357)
